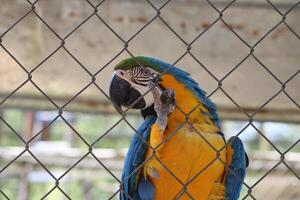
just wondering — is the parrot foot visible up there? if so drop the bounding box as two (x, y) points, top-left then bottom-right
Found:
(160, 89), (175, 113)
(151, 87), (175, 131)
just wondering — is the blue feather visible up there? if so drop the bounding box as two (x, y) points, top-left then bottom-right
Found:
(138, 177), (155, 200)
(120, 116), (157, 200)
(225, 136), (247, 200)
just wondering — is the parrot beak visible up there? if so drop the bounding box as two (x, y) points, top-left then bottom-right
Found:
(109, 74), (146, 110)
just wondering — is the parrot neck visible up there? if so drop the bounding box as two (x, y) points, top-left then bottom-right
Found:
(160, 74), (219, 134)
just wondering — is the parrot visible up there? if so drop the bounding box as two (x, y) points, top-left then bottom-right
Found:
(109, 56), (248, 200)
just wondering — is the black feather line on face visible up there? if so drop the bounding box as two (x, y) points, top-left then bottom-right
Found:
(132, 80), (148, 87)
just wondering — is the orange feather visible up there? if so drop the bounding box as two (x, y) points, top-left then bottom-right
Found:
(143, 74), (226, 199)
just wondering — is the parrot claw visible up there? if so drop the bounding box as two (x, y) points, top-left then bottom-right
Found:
(151, 87), (175, 131)
(160, 89), (175, 113)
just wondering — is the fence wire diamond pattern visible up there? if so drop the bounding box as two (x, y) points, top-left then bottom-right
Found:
(0, 0), (300, 199)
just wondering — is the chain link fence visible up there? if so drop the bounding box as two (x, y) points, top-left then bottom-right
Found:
(0, 0), (299, 199)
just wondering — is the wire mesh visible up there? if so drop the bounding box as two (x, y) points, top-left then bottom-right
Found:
(0, 0), (299, 199)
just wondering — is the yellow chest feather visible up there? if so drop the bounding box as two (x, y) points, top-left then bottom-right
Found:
(144, 125), (226, 200)
(143, 74), (226, 199)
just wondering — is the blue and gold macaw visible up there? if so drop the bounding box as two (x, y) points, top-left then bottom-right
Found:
(109, 56), (248, 200)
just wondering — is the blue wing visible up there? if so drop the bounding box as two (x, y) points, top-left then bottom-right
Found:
(120, 116), (157, 200)
(225, 136), (248, 200)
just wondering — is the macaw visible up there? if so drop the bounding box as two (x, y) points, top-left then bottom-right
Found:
(109, 56), (248, 200)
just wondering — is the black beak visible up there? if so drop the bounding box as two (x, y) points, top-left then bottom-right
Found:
(109, 75), (146, 110)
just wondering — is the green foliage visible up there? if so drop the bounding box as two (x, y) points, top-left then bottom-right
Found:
(0, 109), (141, 149)
(0, 109), (24, 146)
(0, 168), (120, 200)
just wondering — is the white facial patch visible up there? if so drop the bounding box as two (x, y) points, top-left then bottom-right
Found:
(114, 69), (161, 109)
(132, 84), (157, 108)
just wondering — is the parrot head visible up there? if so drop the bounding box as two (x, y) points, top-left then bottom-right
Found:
(109, 56), (220, 127)
(109, 57), (161, 111)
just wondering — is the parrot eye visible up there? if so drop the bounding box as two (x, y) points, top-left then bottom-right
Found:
(142, 69), (150, 76)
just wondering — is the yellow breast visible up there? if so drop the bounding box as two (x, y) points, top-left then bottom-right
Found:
(143, 74), (226, 199)
(144, 125), (226, 200)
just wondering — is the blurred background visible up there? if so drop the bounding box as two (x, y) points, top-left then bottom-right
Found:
(0, 0), (299, 199)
